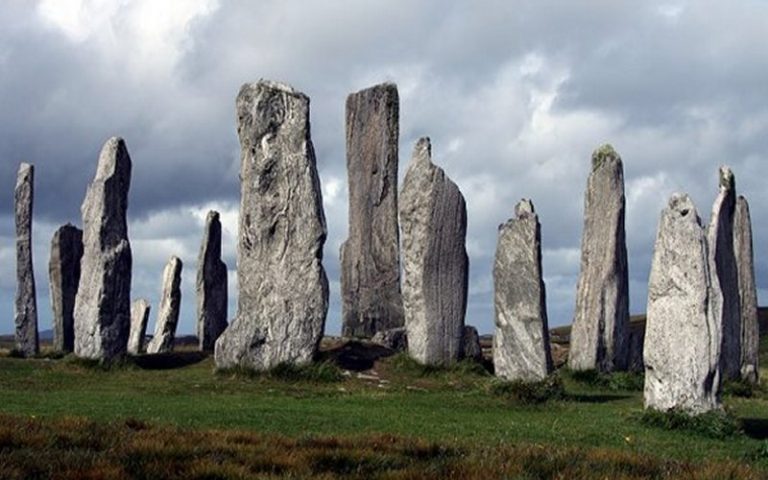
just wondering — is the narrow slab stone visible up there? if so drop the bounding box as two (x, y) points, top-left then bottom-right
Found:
(371, 327), (408, 352)
(74, 137), (132, 361)
(400, 137), (468, 366)
(127, 299), (150, 355)
(197, 210), (228, 352)
(493, 199), (553, 381)
(49, 224), (83, 352)
(627, 320), (645, 373)
(147, 256), (183, 354)
(569, 144), (630, 372)
(14, 162), (39, 357)
(707, 166), (741, 381)
(644, 194), (721, 413)
(734, 195), (759, 383)
(340, 83), (404, 338)
(461, 325), (483, 362)
(214, 80), (329, 370)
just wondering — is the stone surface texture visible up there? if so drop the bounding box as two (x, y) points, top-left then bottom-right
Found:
(461, 325), (483, 362)
(569, 144), (630, 372)
(128, 299), (150, 354)
(371, 327), (408, 352)
(147, 256), (183, 354)
(493, 199), (553, 381)
(340, 83), (404, 338)
(400, 137), (468, 366)
(214, 80), (328, 370)
(734, 195), (759, 383)
(197, 210), (228, 351)
(49, 224), (83, 352)
(644, 194), (721, 413)
(14, 162), (39, 357)
(74, 137), (132, 361)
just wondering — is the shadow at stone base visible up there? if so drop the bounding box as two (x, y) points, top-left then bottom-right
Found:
(742, 418), (768, 440)
(132, 351), (208, 370)
(565, 393), (632, 404)
(317, 341), (396, 372)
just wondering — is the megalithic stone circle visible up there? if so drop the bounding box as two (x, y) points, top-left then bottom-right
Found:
(49, 223), (83, 352)
(197, 210), (228, 352)
(734, 195), (759, 383)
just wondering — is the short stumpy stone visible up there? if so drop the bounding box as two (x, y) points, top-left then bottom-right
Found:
(461, 325), (483, 363)
(569, 144), (630, 372)
(644, 194), (721, 414)
(340, 83), (404, 338)
(493, 199), (553, 381)
(214, 80), (329, 370)
(14, 162), (39, 357)
(734, 195), (759, 383)
(49, 224), (83, 352)
(127, 299), (150, 355)
(400, 137), (468, 366)
(197, 210), (228, 352)
(74, 137), (132, 361)
(147, 256), (183, 354)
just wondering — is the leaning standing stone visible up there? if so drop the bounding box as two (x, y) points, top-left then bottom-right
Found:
(400, 137), (468, 365)
(214, 80), (329, 371)
(74, 137), (132, 361)
(644, 194), (721, 413)
(569, 144), (630, 372)
(49, 224), (83, 352)
(147, 256), (183, 354)
(493, 199), (553, 381)
(197, 210), (228, 352)
(734, 195), (759, 383)
(340, 83), (404, 338)
(127, 299), (151, 355)
(14, 162), (39, 357)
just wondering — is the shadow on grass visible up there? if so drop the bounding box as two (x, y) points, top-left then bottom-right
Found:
(565, 393), (632, 404)
(132, 351), (208, 370)
(317, 341), (396, 371)
(742, 418), (768, 440)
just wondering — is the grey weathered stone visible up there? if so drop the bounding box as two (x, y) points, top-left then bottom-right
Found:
(147, 256), (183, 354)
(461, 325), (483, 362)
(127, 299), (150, 355)
(627, 320), (645, 373)
(400, 137), (468, 366)
(74, 137), (132, 361)
(493, 199), (553, 381)
(569, 144), (629, 372)
(14, 162), (39, 357)
(49, 224), (83, 352)
(371, 327), (408, 352)
(707, 166), (741, 381)
(644, 193), (721, 413)
(214, 80), (328, 371)
(734, 195), (759, 383)
(340, 83), (404, 338)
(197, 210), (228, 352)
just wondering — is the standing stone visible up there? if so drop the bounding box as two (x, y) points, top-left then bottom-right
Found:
(371, 327), (408, 352)
(461, 325), (483, 362)
(49, 224), (83, 352)
(147, 256), (183, 354)
(626, 320), (646, 372)
(214, 80), (329, 370)
(493, 199), (553, 381)
(127, 299), (150, 355)
(340, 83), (404, 338)
(644, 194), (721, 413)
(734, 195), (759, 383)
(74, 137), (132, 361)
(14, 162), (39, 357)
(197, 210), (228, 352)
(400, 137), (468, 365)
(569, 144), (630, 372)
(707, 166), (741, 381)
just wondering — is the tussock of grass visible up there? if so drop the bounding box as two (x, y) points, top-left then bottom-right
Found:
(218, 360), (344, 383)
(637, 408), (742, 439)
(489, 375), (566, 405)
(722, 378), (763, 398)
(389, 353), (489, 377)
(565, 368), (645, 391)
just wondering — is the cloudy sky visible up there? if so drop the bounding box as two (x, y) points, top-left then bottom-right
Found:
(1, 0), (767, 337)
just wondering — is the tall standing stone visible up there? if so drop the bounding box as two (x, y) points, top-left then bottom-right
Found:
(644, 194), (721, 413)
(127, 299), (150, 355)
(493, 199), (553, 381)
(340, 83), (404, 338)
(14, 162), (39, 357)
(734, 195), (759, 383)
(214, 80), (329, 370)
(197, 210), (228, 352)
(400, 138), (468, 365)
(49, 224), (83, 352)
(147, 256), (183, 354)
(569, 144), (630, 372)
(74, 137), (132, 361)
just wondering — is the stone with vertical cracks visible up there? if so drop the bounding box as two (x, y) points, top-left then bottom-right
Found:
(74, 137), (132, 361)
(493, 199), (553, 381)
(49, 224), (83, 353)
(128, 299), (150, 355)
(400, 137), (468, 366)
(214, 80), (328, 371)
(340, 83), (404, 338)
(644, 194), (721, 414)
(734, 195), (759, 383)
(15, 162), (39, 357)
(197, 210), (228, 352)
(569, 144), (630, 372)
(147, 256), (183, 354)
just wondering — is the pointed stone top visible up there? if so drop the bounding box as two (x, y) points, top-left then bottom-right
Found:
(207, 210), (220, 222)
(515, 198), (536, 217)
(168, 255), (182, 266)
(95, 137), (131, 181)
(16, 162), (33, 187)
(668, 192), (700, 222)
(718, 165), (735, 192)
(412, 137), (432, 164)
(591, 144), (621, 172)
